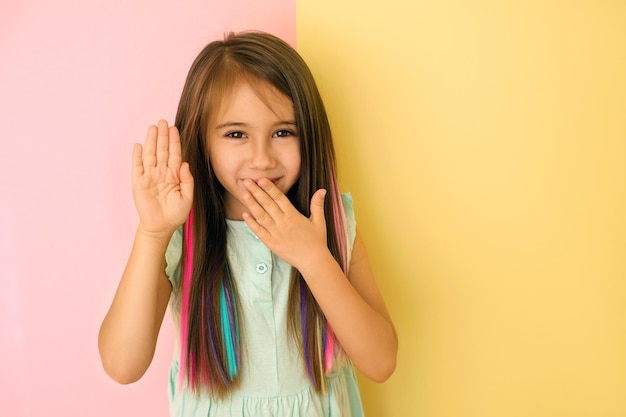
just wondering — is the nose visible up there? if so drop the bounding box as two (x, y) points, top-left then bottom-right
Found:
(248, 141), (275, 170)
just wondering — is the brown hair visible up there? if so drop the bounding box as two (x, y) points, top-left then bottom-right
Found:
(175, 31), (348, 396)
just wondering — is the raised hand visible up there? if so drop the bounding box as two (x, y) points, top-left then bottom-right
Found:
(132, 120), (194, 238)
(241, 178), (328, 272)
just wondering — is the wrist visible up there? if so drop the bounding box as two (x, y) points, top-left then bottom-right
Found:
(296, 246), (337, 279)
(135, 224), (176, 242)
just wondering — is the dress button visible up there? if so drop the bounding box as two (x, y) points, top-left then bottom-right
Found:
(255, 262), (268, 274)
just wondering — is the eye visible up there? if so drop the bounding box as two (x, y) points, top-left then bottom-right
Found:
(273, 129), (296, 138)
(226, 131), (246, 139)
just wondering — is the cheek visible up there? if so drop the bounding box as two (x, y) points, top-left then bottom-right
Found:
(289, 145), (302, 177)
(208, 156), (232, 189)
(210, 148), (236, 174)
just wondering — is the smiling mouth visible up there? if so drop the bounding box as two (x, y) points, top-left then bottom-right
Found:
(244, 177), (281, 185)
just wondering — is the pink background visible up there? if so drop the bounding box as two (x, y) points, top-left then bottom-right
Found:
(0, 1), (295, 415)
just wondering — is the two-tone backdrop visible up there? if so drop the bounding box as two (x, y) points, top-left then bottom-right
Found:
(2, 1), (625, 416)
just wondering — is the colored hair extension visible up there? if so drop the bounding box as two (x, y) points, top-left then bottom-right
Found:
(300, 284), (312, 379)
(220, 264), (240, 379)
(298, 156), (349, 388)
(180, 207), (240, 394)
(315, 317), (326, 394)
(205, 274), (229, 385)
(179, 208), (195, 387)
(324, 156), (349, 372)
(328, 163), (349, 274)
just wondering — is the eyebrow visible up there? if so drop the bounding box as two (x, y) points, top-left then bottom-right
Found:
(214, 121), (298, 130)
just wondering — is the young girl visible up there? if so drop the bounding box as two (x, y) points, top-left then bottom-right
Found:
(99, 31), (397, 417)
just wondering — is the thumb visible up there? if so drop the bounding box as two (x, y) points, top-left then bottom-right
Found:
(310, 189), (327, 224)
(179, 162), (195, 202)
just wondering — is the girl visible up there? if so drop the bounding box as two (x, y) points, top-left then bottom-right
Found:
(99, 31), (397, 417)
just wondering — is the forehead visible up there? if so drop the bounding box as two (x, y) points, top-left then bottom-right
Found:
(210, 76), (294, 122)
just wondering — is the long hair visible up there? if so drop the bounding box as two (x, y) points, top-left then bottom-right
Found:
(175, 31), (349, 396)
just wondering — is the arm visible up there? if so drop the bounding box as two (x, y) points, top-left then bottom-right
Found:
(241, 180), (398, 382)
(98, 120), (193, 384)
(300, 229), (397, 382)
(98, 233), (173, 384)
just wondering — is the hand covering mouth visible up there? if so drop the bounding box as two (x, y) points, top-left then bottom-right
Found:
(243, 177), (281, 185)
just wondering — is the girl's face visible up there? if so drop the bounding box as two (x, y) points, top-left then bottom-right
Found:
(207, 79), (302, 220)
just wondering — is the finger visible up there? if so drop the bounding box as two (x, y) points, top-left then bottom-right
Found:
(179, 162), (194, 203)
(243, 179), (283, 219)
(242, 211), (270, 240)
(310, 189), (327, 224)
(256, 178), (292, 210)
(242, 186), (275, 226)
(142, 124), (158, 169)
(168, 125), (182, 170)
(131, 143), (144, 181)
(156, 120), (170, 166)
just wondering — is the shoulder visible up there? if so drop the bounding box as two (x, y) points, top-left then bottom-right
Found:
(165, 226), (184, 287)
(340, 192), (357, 253)
(341, 192), (353, 215)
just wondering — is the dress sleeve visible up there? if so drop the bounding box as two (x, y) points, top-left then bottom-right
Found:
(341, 192), (357, 263)
(165, 226), (183, 290)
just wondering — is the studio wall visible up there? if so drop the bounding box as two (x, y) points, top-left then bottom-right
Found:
(0, 1), (294, 415)
(298, 1), (626, 416)
(2, 0), (625, 416)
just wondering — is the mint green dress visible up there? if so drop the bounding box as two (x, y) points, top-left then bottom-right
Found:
(164, 194), (364, 417)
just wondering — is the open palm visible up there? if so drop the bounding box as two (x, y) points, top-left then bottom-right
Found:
(132, 120), (194, 237)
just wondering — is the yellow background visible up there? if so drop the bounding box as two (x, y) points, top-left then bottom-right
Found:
(298, 1), (626, 416)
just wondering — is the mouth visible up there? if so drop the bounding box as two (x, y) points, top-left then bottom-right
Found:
(243, 177), (281, 186)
